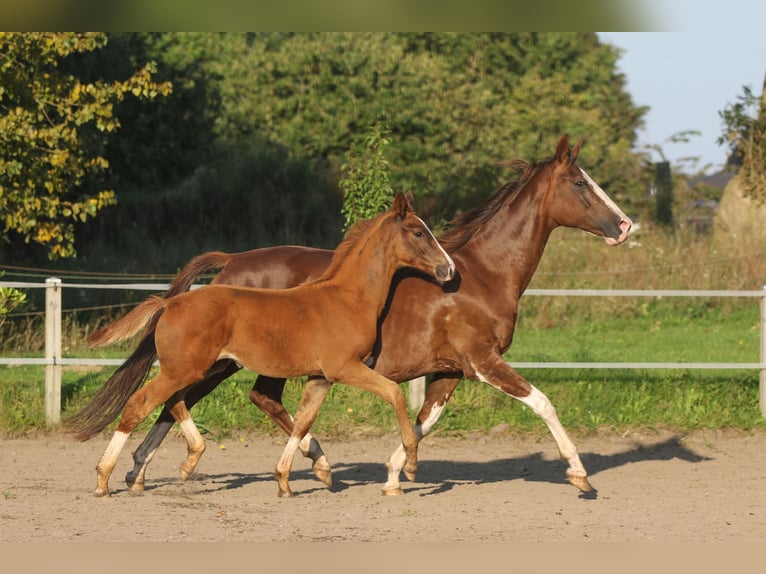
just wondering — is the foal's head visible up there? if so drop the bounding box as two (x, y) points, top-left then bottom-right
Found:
(386, 192), (455, 283)
(542, 134), (632, 245)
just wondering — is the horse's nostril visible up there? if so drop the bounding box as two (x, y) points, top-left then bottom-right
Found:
(437, 263), (455, 282)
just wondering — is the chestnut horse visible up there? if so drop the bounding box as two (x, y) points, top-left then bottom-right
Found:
(67, 193), (455, 497)
(80, 135), (632, 496)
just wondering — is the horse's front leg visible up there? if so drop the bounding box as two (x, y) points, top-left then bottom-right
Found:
(383, 373), (461, 495)
(478, 356), (591, 491)
(336, 362), (420, 489)
(251, 375), (332, 486)
(274, 378), (332, 498)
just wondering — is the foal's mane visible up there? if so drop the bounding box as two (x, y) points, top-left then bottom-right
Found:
(438, 156), (554, 252)
(317, 212), (379, 280)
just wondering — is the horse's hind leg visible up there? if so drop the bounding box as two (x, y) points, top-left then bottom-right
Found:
(95, 372), (178, 497)
(126, 417), (169, 492)
(167, 399), (206, 481)
(127, 361), (240, 491)
(126, 366), (236, 491)
(252, 375), (332, 486)
(383, 374), (460, 495)
(482, 357), (591, 491)
(274, 379), (332, 498)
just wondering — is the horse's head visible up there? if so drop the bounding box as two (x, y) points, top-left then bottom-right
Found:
(546, 134), (632, 245)
(389, 191), (455, 283)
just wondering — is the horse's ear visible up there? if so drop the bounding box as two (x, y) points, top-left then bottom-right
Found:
(404, 190), (415, 210)
(570, 137), (583, 163)
(393, 191), (408, 217)
(555, 134), (570, 164)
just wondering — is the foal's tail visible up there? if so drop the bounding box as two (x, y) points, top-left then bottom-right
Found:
(65, 297), (166, 441)
(86, 251), (232, 348)
(65, 251), (233, 441)
(86, 296), (166, 348)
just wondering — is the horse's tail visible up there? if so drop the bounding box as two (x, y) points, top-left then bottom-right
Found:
(164, 251), (232, 297)
(86, 251), (232, 348)
(86, 296), (166, 348)
(64, 298), (166, 441)
(64, 330), (161, 441)
(65, 252), (233, 441)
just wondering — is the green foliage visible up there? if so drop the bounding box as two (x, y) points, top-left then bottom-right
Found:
(339, 118), (394, 230)
(718, 84), (766, 201)
(0, 271), (27, 333)
(1, 32), (649, 271)
(0, 32), (171, 259)
(143, 33), (645, 221)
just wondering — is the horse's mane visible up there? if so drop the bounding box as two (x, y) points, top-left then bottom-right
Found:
(438, 156), (554, 252)
(317, 215), (377, 280)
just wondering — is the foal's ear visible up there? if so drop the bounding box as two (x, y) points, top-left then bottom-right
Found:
(393, 191), (410, 217)
(404, 190), (415, 209)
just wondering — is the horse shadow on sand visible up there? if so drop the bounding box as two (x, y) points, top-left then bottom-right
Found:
(137, 434), (711, 500)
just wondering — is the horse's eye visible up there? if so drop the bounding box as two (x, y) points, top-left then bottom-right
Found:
(414, 231), (424, 238)
(575, 180), (588, 188)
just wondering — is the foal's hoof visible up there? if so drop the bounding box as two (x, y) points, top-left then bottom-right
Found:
(567, 471), (593, 492)
(93, 488), (110, 498)
(403, 466), (417, 482)
(277, 487), (294, 499)
(381, 486), (404, 496)
(312, 462), (333, 487)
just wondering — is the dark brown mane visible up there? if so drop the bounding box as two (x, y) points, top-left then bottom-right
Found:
(439, 157), (553, 252)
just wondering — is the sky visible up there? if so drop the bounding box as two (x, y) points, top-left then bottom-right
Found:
(598, 0), (766, 174)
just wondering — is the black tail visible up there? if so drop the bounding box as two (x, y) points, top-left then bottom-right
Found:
(65, 251), (233, 440)
(64, 330), (159, 441)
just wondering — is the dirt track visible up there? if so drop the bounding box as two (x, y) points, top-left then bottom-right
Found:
(1, 428), (764, 542)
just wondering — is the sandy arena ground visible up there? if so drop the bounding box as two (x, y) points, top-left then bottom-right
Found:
(1, 427), (765, 544)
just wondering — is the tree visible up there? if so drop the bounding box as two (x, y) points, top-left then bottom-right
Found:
(0, 32), (171, 259)
(339, 118), (395, 231)
(199, 33), (646, 220)
(718, 83), (766, 202)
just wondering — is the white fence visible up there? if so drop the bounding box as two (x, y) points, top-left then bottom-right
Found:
(2, 279), (766, 424)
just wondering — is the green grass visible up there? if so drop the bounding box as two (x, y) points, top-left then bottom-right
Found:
(1, 303), (764, 438)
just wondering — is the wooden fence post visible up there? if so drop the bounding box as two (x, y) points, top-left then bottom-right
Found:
(45, 277), (62, 426)
(760, 285), (766, 418)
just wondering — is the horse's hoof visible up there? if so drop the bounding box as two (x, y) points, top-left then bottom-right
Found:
(381, 486), (404, 496)
(277, 488), (294, 498)
(313, 465), (333, 487)
(128, 481), (145, 494)
(567, 472), (593, 492)
(403, 467), (417, 482)
(94, 488), (110, 498)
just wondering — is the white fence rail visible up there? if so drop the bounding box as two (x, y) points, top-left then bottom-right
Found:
(2, 279), (766, 423)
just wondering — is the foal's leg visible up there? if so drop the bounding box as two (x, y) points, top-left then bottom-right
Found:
(95, 372), (185, 497)
(167, 399), (206, 482)
(126, 362), (240, 491)
(251, 375), (332, 486)
(274, 378), (332, 498)
(383, 374), (461, 495)
(278, 361), (419, 497)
